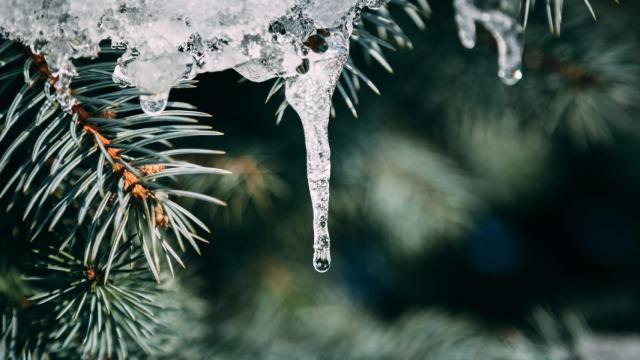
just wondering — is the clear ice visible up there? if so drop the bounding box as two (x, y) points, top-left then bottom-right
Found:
(139, 92), (169, 116)
(285, 28), (351, 272)
(454, 0), (524, 85)
(0, 0), (377, 271)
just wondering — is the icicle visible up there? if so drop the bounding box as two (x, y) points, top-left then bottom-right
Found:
(454, 0), (524, 85)
(285, 29), (350, 273)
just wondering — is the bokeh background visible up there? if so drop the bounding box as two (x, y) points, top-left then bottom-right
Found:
(171, 1), (640, 358)
(4, 1), (640, 358)
(162, 1), (640, 358)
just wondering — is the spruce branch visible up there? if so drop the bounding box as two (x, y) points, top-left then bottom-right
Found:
(25, 243), (170, 358)
(0, 309), (43, 360)
(0, 42), (228, 281)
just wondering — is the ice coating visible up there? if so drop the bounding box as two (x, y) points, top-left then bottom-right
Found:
(285, 27), (351, 272)
(0, 0), (375, 271)
(112, 50), (192, 114)
(454, 0), (524, 85)
(0, 0), (371, 113)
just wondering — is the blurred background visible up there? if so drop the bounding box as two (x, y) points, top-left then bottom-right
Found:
(159, 1), (640, 358)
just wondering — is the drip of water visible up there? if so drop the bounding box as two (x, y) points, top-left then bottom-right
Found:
(453, 0), (524, 85)
(112, 50), (191, 116)
(140, 92), (169, 115)
(286, 29), (349, 273)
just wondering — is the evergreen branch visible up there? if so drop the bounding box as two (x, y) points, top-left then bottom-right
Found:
(26, 244), (165, 358)
(0, 309), (45, 359)
(0, 43), (227, 281)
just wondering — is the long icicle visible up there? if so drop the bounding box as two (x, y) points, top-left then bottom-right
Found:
(286, 30), (349, 272)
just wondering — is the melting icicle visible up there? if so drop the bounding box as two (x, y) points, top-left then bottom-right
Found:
(453, 0), (524, 85)
(285, 29), (350, 273)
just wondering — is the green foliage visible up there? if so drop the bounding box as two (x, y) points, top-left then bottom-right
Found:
(0, 43), (227, 283)
(27, 244), (158, 358)
(0, 41), (225, 357)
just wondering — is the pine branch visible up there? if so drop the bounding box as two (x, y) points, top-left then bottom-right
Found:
(0, 42), (228, 282)
(25, 243), (163, 358)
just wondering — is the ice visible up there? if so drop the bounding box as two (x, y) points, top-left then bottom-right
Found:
(306, 0), (358, 28)
(0, 0), (376, 271)
(51, 60), (78, 111)
(0, 0), (300, 111)
(113, 51), (191, 114)
(285, 27), (351, 272)
(140, 92), (169, 116)
(454, 0), (524, 85)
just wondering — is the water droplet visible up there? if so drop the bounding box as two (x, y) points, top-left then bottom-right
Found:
(313, 245), (331, 272)
(499, 67), (522, 85)
(140, 92), (168, 115)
